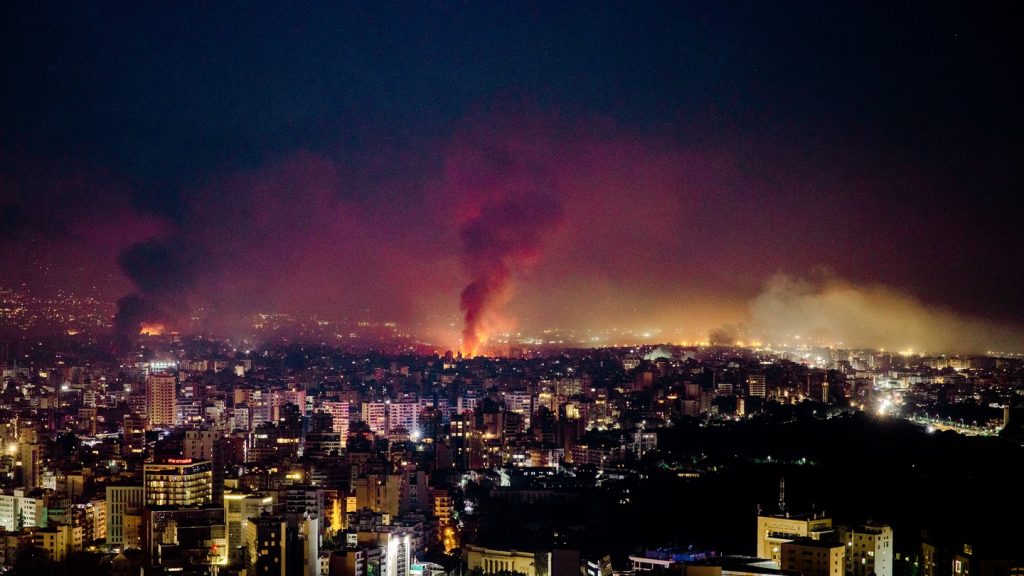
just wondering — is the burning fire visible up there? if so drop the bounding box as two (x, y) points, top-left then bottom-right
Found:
(460, 321), (503, 359)
(139, 323), (165, 336)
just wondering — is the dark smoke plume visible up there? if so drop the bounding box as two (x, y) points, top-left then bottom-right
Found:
(113, 294), (163, 338)
(113, 235), (197, 341)
(112, 151), (352, 342)
(440, 111), (570, 355)
(458, 193), (564, 355)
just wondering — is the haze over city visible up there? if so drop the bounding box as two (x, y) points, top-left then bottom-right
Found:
(3, 3), (1022, 354)
(3, 4), (1024, 576)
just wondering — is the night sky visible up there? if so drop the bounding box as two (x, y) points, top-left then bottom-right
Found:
(2, 2), (1022, 352)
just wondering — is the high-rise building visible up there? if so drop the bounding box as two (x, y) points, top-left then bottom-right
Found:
(123, 414), (148, 456)
(838, 524), (893, 576)
(353, 474), (401, 518)
(105, 485), (144, 549)
(271, 388), (307, 420)
(73, 500), (105, 545)
(321, 401), (351, 442)
(224, 492), (274, 562)
(781, 538), (845, 576)
(362, 402), (387, 435)
(399, 468), (430, 515)
(246, 515), (288, 576)
(143, 458), (213, 507)
(555, 378), (582, 398)
(142, 507), (227, 566)
(432, 489), (453, 551)
(0, 490), (45, 531)
(298, 515), (321, 576)
(31, 524), (76, 563)
(388, 400), (420, 436)
(146, 372), (177, 429)
(184, 429), (225, 501)
(504, 390), (533, 427)
(756, 511), (834, 566)
(306, 431), (344, 456)
(279, 485), (325, 521)
(184, 429), (218, 459)
(747, 373), (767, 398)
(379, 528), (413, 576)
(447, 416), (469, 469)
(18, 442), (42, 489)
(78, 407), (98, 436)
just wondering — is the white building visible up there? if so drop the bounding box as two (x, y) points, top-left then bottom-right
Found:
(105, 485), (144, 548)
(0, 490), (46, 531)
(388, 400), (420, 435)
(504, 391), (533, 426)
(838, 523), (893, 576)
(362, 402), (387, 435)
(321, 401), (351, 441)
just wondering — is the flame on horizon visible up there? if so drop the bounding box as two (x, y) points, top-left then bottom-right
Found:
(139, 323), (165, 336)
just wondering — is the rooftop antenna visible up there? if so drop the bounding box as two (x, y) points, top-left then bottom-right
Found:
(778, 476), (787, 514)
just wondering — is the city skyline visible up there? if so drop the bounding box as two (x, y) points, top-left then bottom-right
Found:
(2, 5), (1022, 572)
(3, 2), (1022, 355)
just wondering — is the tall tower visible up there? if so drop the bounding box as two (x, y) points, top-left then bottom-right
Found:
(146, 372), (177, 429)
(184, 429), (225, 502)
(19, 442), (41, 489)
(246, 515), (287, 576)
(747, 373), (767, 398)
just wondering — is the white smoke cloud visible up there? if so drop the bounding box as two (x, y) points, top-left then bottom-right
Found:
(749, 274), (1024, 354)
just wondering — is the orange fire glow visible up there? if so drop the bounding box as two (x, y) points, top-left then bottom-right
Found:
(460, 309), (515, 358)
(139, 323), (165, 336)
(460, 340), (482, 359)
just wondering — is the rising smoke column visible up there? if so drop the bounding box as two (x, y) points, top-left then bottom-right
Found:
(445, 115), (568, 356)
(113, 235), (199, 342)
(112, 151), (354, 342)
(458, 192), (564, 355)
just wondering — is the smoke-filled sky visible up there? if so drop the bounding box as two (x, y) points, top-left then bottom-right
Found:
(2, 2), (1022, 353)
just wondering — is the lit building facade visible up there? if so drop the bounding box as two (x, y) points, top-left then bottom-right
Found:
(246, 515), (287, 576)
(464, 543), (550, 576)
(747, 374), (767, 398)
(781, 538), (845, 576)
(143, 458), (213, 507)
(321, 401), (351, 441)
(224, 492), (274, 562)
(146, 372), (177, 428)
(838, 524), (893, 576)
(105, 485), (144, 549)
(756, 512), (833, 566)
